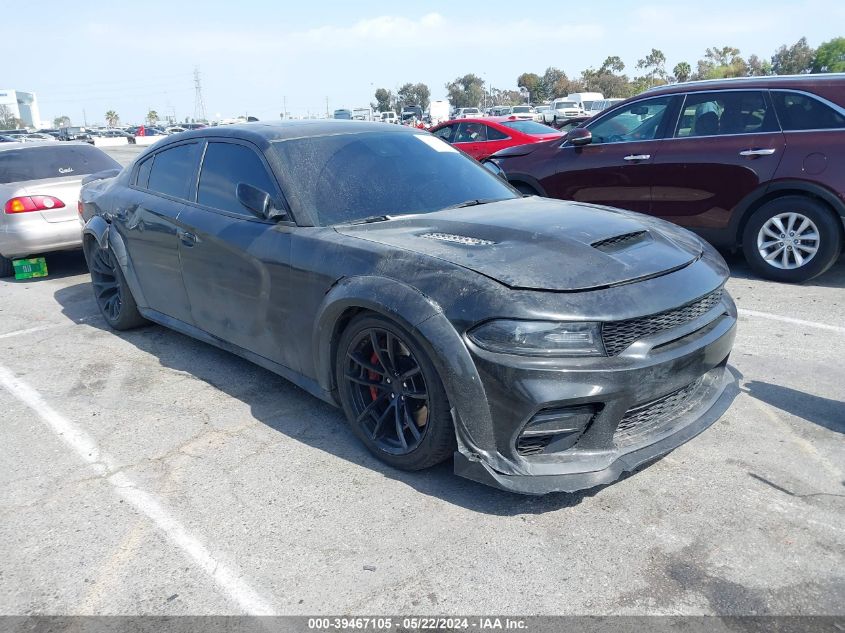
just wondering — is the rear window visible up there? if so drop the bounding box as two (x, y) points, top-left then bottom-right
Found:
(0, 145), (119, 184)
(501, 120), (559, 135)
(772, 91), (845, 130)
(146, 143), (200, 199)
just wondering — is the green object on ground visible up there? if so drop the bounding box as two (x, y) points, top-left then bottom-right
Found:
(13, 257), (48, 280)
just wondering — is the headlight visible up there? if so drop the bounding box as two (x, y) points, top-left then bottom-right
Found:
(468, 320), (605, 357)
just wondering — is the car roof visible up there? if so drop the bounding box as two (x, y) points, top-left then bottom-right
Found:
(153, 120), (421, 146)
(644, 73), (845, 96)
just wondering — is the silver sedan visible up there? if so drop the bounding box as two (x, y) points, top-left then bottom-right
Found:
(0, 142), (120, 276)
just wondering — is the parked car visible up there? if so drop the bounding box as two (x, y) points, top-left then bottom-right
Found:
(486, 74), (845, 282)
(533, 105), (551, 122)
(98, 129), (137, 144)
(380, 111), (398, 124)
(58, 127), (94, 143)
(430, 116), (562, 161)
(454, 107), (482, 119)
(588, 98), (624, 115)
(78, 121), (737, 494)
(0, 135), (18, 143)
(545, 99), (585, 124)
(509, 105), (535, 120)
(164, 126), (188, 135)
(17, 133), (59, 142)
(0, 142), (120, 277)
(489, 106), (511, 117)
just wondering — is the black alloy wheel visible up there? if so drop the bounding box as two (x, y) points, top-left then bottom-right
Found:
(85, 240), (147, 330)
(337, 314), (455, 470)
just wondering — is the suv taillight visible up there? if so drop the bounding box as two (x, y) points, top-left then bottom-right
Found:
(4, 196), (66, 214)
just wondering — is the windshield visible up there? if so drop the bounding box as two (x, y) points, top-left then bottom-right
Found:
(555, 102), (577, 110)
(271, 131), (517, 226)
(0, 144), (120, 184)
(500, 120), (559, 135)
(512, 106), (531, 113)
(582, 101), (596, 110)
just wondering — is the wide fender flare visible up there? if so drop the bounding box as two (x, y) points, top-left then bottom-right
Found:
(313, 275), (498, 456)
(82, 217), (149, 309)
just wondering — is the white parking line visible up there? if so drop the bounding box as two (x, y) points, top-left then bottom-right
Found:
(0, 364), (277, 616)
(0, 324), (61, 340)
(738, 308), (845, 334)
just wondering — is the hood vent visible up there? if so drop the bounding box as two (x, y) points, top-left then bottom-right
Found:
(592, 231), (648, 251)
(421, 232), (495, 246)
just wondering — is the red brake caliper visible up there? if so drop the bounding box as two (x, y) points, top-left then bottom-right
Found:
(368, 351), (380, 401)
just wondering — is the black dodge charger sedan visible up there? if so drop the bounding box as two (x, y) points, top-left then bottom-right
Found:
(79, 121), (737, 495)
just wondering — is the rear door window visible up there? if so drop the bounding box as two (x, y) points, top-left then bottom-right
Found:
(0, 145), (119, 184)
(146, 143), (200, 200)
(197, 142), (278, 216)
(771, 91), (845, 130)
(485, 126), (509, 140)
(433, 125), (456, 142)
(675, 91), (777, 137)
(455, 122), (487, 142)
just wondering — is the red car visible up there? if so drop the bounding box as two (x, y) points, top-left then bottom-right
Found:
(430, 116), (562, 161)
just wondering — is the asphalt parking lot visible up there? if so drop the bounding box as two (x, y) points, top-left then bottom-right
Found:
(0, 144), (843, 616)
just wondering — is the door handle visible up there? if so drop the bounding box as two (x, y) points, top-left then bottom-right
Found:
(623, 154), (651, 161)
(739, 148), (777, 157)
(179, 230), (197, 247)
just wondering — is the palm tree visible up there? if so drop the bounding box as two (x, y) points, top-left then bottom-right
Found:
(105, 110), (119, 127)
(146, 110), (159, 125)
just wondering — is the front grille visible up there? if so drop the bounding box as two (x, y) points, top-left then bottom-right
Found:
(614, 378), (704, 447)
(592, 231), (648, 250)
(602, 289), (723, 356)
(516, 435), (554, 456)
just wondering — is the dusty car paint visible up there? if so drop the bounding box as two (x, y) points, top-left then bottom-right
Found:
(80, 121), (738, 494)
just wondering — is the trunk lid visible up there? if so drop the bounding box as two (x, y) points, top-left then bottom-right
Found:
(18, 176), (84, 223)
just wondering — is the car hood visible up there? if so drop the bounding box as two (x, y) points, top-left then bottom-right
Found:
(335, 197), (703, 291)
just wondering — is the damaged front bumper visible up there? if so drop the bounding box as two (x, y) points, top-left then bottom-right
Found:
(448, 292), (738, 495)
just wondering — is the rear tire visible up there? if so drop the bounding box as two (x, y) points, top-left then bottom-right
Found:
(0, 254), (13, 278)
(84, 240), (147, 330)
(336, 313), (456, 471)
(742, 196), (842, 283)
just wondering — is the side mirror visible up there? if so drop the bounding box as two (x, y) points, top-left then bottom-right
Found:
(236, 183), (287, 221)
(567, 127), (592, 147)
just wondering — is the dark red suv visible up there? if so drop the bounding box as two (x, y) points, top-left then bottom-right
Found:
(487, 74), (845, 282)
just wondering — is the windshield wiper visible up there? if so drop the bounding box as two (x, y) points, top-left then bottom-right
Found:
(345, 214), (394, 225)
(439, 198), (504, 212)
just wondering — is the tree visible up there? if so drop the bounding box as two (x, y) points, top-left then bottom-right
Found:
(637, 48), (667, 87)
(599, 56), (625, 74)
(812, 37), (845, 73)
(673, 62), (692, 83)
(396, 82), (430, 111)
(445, 74), (486, 109)
(540, 67), (580, 101)
(146, 110), (159, 125)
(373, 88), (394, 113)
(105, 110), (119, 127)
(694, 46), (748, 79)
(516, 72), (543, 102)
(53, 115), (71, 127)
(580, 57), (629, 97)
(747, 54), (772, 77)
(771, 37), (815, 75)
(0, 105), (23, 129)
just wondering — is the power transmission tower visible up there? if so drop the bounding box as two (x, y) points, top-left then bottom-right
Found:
(193, 66), (207, 123)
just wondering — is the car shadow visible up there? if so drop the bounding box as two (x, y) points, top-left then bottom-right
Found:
(52, 281), (631, 515)
(742, 380), (844, 434)
(721, 250), (845, 288)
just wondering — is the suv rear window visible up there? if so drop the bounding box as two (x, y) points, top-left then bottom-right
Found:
(771, 91), (845, 130)
(0, 144), (119, 184)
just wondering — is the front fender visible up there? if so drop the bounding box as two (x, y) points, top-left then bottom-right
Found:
(312, 276), (503, 469)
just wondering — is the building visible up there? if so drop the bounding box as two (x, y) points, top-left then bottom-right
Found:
(0, 89), (41, 128)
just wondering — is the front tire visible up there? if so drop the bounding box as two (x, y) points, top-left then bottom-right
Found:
(742, 196), (842, 283)
(85, 240), (147, 330)
(336, 314), (455, 471)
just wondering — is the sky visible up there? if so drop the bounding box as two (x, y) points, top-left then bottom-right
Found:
(7, 0), (844, 126)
